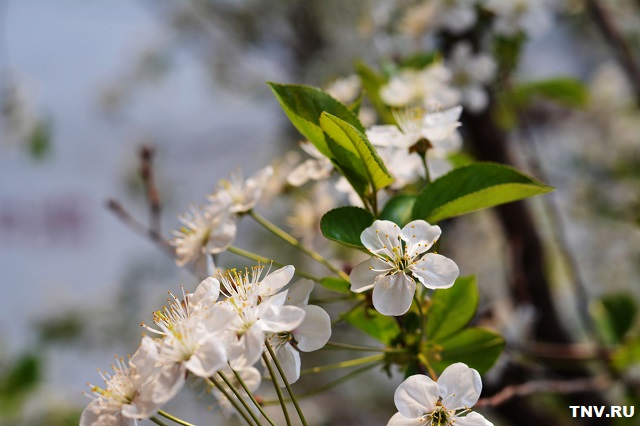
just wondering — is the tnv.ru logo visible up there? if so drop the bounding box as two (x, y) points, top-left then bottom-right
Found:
(570, 406), (635, 418)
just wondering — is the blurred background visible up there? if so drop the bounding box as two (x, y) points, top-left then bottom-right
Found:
(1, 0), (639, 425)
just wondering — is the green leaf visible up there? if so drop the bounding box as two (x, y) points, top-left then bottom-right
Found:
(426, 276), (479, 341)
(28, 120), (52, 161)
(399, 52), (440, 70)
(319, 277), (351, 295)
(511, 78), (589, 109)
(611, 339), (640, 371)
(380, 194), (417, 227)
(355, 61), (395, 124)
(0, 353), (41, 415)
(592, 293), (637, 344)
(320, 112), (393, 195)
(430, 328), (505, 375)
(412, 162), (554, 223)
(345, 305), (401, 344)
(268, 82), (364, 157)
(320, 206), (374, 251)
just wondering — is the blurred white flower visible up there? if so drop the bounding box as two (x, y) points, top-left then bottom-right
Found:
(172, 201), (237, 274)
(380, 64), (461, 109)
(350, 220), (459, 316)
(210, 166), (274, 214)
(388, 363), (493, 425)
(287, 142), (333, 187)
(325, 74), (361, 104)
(484, 0), (552, 37)
(401, 0), (478, 37)
(286, 181), (336, 246)
(81, 337), (162, 426)
(448, 42), (497, 113)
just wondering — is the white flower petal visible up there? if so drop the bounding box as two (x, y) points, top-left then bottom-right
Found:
(410, 253), (459, 290)
(294, 305), (331, 351)
(350, 257), (391, 293)
(438, 363), (482, 410)
(286, 279), (314, 307)
(191, 277), (221, 307)
(153, 363), (187, 405)
(80, 400), (103, 426)
(185, 335), (227, 378)
(394, 374), (439, 418)
(260, 305), (306, 333)
(129, 336), (159, 388)
(275, 344), (301, 385)
(259, 265), (295, 297)
(361, 220), (403, 257)
(387, 412), (422, 426)
(372, 274), (416, 316)
(455, 412), (494, 426)
(401, 220), (441, 258)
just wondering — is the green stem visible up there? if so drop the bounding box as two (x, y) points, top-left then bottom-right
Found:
(413, 293), (426, 341)
(228, 366), (278, 426)
(217, 371), (263, 426)
(261, 352), (292, 426)
(264, 341), (308, 426)
(420, 151), (431, 184)
(206, 377), (257, 426)
(227, 245), (322, 282)
(262, 362), (380, 406)
(150, 417), (169, 426)
(249, 209), (350, 281)
(324, 341), (404, 353)
(157, 410), (195, 426)
(418, 353), (438, 382)
(301, 354), (384, 375)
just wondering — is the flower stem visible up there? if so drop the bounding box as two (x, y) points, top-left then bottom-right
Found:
(249, 209), (350, 281)
(228, 367), (278, 426)
(206, 377), (257, 426)
(261, 352), (292, 426)
(324, 341), (405, 353)
(262, 362), (380, 406)
(413, 293), (426, 341)
(217, 371), (263, 426)
(418, 353), (438, 382)
(301, 354), (384, 375)
(157, 410), (196, 426)
(150, 417), (169, 426)
(227, 245), (322, 282)
(264, 340), (308, 426)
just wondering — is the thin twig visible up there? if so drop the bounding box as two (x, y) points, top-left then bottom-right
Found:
(138, 145), (162, 235)
(106, 199), (173, 256)
(586, 0), (640, 105)
(476, 375), (611, 408)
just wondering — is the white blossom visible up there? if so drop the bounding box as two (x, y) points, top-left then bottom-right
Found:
(286, 181), (336, 246)
(484, 0), (553, 37)
(80, 337), (162, 426)
(172, 200), (237, 274)
(388, 363), (493, 425)
(380, 64), (461, 109)
(265, 279), (332, 385)
(447, 42), (497, 113)
(219, 266), (306, 366)
(209, 166), (274, 214)
(350, 220), (459, 316)
(325, 74), (361, 104)
(287, 142), (333, 187)
(143, 283), (234, 404)
(402, 0), (478, 36)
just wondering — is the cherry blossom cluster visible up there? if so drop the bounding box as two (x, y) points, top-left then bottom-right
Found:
(81, 265), (331, 424)
(172, 166), (273, 276)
